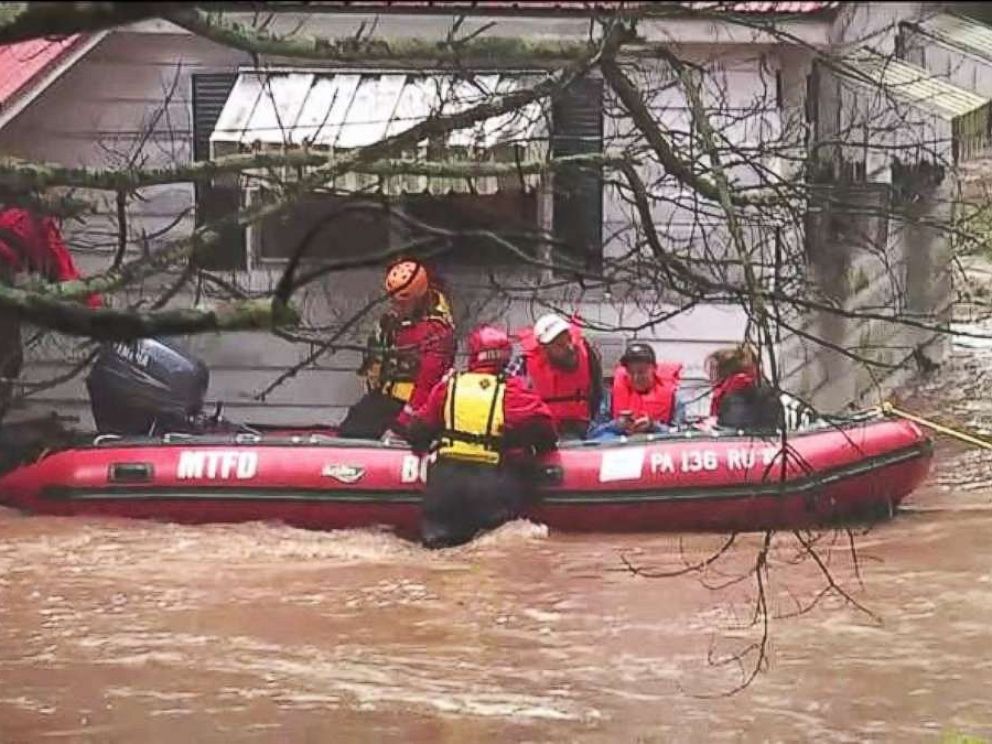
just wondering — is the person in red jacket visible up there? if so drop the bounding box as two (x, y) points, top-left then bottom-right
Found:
(0, 197), (103, 422)
(596, 342), (682, 437)
(406, 325), (558, 549)
(514, 312), (603, 440)
(338, 259), (455, 440)
(705, 343), (783, 431)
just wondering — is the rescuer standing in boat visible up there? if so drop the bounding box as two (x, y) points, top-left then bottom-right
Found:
(0, 190), (102, 423)
(514, 313), (604, 440)
(338, 259), (455, 440)
(406, 325), (558, 548)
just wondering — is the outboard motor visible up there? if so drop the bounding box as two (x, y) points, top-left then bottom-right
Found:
(85, 337), (209, 436)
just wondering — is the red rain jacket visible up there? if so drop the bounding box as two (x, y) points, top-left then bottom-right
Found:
(0, 207), (102, 307)
(410, 370), (557, 459)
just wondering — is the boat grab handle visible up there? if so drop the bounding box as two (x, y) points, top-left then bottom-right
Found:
(162, 432), (194, 443)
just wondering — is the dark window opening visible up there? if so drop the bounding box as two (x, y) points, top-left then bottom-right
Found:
(256, 190), (538, 267)
(193, 69), (605, 274)
(258, 193), (389, 263)
(403, 191), (539, 268)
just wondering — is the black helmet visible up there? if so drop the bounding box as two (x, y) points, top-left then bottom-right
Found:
(621, 342), (656, 366)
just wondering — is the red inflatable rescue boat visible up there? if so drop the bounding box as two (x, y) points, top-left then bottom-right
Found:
(0, 411), (931, 536)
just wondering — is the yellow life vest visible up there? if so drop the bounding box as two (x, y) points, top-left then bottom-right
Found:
(438, 372), (506, 466)
(430, 291), (453, 326)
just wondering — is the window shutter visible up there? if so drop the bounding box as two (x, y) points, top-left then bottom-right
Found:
(192, 73), (236, 162)
(552, 75), (604, 274)
(192, 73), (246, 270)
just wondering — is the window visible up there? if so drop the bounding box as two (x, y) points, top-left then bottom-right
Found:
(256, 191), (539, 267)
(257, 193), (390, 263)
(805, 62), (820, 147)
(196, 69), (605, 273)
(894, 23), (906, 60)
(402, 191), (539, 267)
(804, 182), (891, 261)
(191, 73), (246, 271)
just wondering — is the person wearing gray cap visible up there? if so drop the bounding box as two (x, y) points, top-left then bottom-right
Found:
(588, 342), (683, 441)
(515, 313), (604, 439)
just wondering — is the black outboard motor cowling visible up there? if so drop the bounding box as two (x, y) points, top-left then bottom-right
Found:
(86, 337), (209, 436)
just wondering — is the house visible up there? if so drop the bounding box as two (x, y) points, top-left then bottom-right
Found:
(785, 49), (990, 409)
(0, 1), (978, 426)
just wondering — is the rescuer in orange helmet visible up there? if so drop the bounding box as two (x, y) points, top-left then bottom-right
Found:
(337, 258), (456, 440)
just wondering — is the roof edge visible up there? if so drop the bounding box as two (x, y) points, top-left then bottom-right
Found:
(837, 51), (990, 120)
(901, 12), (992, 61)
(207, 1), (839, 16)
(0, 32), (109, 132)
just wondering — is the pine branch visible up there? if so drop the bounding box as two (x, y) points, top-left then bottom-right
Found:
(167, 7), (601, 64)
(0, 284), (299, 341)
(0, 153), (620, 191)
(0, 2), (182, 44)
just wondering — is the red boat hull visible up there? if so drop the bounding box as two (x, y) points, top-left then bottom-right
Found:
(0, 417), (932, 536)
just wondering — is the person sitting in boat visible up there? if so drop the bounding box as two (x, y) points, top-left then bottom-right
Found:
(588, 342), (684, 440)
(0, 191), (103, 423)
(338, 259), (455, 440)
(405, 325), (558, 549)
(706, 343), (784, 432)
(512, 313), (603, 440)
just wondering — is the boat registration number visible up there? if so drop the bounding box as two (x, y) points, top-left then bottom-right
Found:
(600, 445), (782, 482)
(648, 446), (780, 476)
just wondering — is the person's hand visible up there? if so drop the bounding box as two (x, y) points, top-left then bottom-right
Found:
(616, 410), (634, 434)
(381, 429), (406, 445)
(630, 416), (653, 434)
(695, 416), (718, 433)
(380, 312), (400, 335)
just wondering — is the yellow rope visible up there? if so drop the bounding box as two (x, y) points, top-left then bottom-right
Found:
(881, 401), (992, 451)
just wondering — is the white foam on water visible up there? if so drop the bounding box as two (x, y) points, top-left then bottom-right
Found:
(65, 631), (593, 723)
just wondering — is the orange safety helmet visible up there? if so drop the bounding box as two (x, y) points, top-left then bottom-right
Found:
(385, 259), (430, 304)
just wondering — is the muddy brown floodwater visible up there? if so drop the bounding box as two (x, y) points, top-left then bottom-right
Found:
(4, 334), (992, 742)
